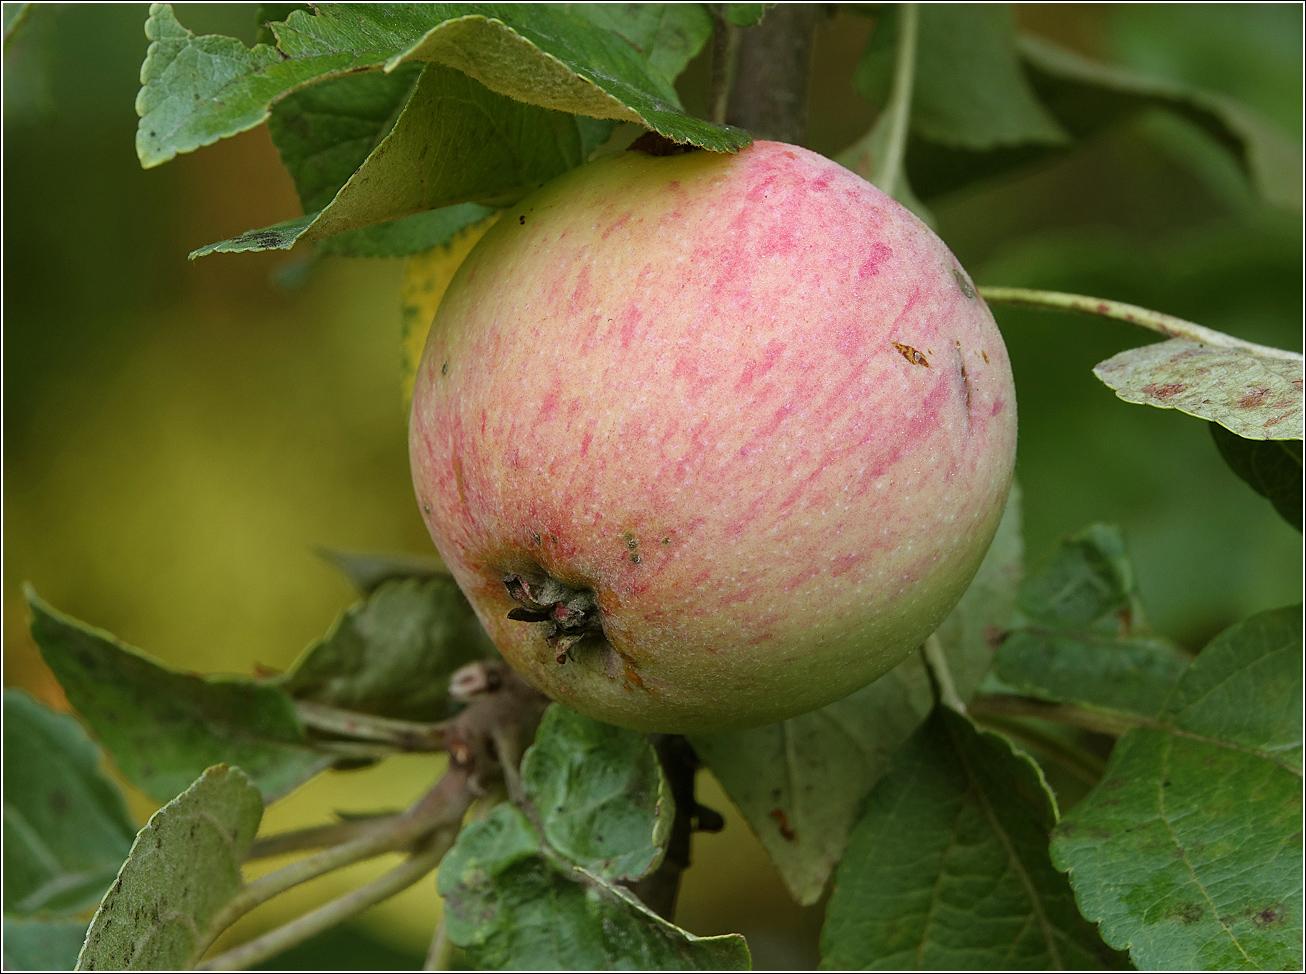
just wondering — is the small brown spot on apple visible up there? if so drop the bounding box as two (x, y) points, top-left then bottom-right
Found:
(519, 214), (526, 225)
(441, 361), (448, 376)
(891, 342), (930, 367)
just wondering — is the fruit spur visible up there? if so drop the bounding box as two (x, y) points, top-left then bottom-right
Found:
(409, 139), (1017, 733)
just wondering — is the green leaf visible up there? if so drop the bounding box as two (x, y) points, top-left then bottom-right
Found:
(1052, 606), (1304, 971)
(520, 706), (671, 884)
(313, 202), (497, 259)
(27, 588), (331, 804)
(192, 62), (585, 257)
(821, 708), (1123, 970)
(724, 4), (773, 29)
(1210, 425), (1303, 531)
(385, 5), (749, 151)
(135, 3), (385, 168)
(1020, 34), (1303, 211)
(995, 630), (1190, 719)
(78, 765), (263, 971)
(317, 546), (450, 595)
(994, 521), (1189, 718)
(692, 670), (932, 908)
(3, 916), (88, 972)
(690, 485), (1023, 905)
(278, 576), (496, 722)
(854, 4), (1069, 151)
(3, 690), (136, 917)
(1157, 606), (1302, 769)
(439, 803), (749, 970)
(268, 63), (425, 213)
(573, 3), (713, 87)
(1093, 339), (1304, 441)
(139, 3), (747, 172)
(1018, 523), (1139, 632)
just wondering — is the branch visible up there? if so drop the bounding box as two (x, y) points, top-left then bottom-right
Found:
(246, 813), (403, 861)
(724, 4), (829, 143)
(424, 916), (454, 971)
(708, 8), (739, 126)
(978, 287), (1304, 361)
(195, 661), (551, 967)
(198, 829), (458, 971)
(295, 699), (447, 750)
(195, 764), (475, 962)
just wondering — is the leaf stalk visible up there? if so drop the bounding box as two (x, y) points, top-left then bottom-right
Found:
(872, 2), (919, 197)
(978, 287), (1304, 361)
(198, 829), (458, 970)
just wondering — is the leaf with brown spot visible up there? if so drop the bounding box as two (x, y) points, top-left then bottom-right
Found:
(1093, 339), (1303, 440)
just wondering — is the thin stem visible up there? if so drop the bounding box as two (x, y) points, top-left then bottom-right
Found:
(245, 815), (403, 861)
(969, 693), (1141, 737)
(973, 713), (1107, 784)
(198, 831), (456, 971)
(978, 287), (1304, 361)
(709, 8), (739, 126)
(295, 700), (447, 750)
(309, 740), (402, 760)
(873, 2), (919, 197)
(195, 765), (472, 961)
(922, 633), (965, 713)
(424, 916), (454, 971)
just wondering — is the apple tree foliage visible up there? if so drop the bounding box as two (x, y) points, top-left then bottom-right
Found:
(4, 3), (1301, 971)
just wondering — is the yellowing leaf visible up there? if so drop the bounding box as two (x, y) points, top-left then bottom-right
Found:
(400, 212), (499, 404)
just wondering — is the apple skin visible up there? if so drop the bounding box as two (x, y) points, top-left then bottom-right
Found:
(409, 140), (1016, 733)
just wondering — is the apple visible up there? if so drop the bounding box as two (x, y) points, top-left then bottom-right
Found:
(409, 140), (1016, 733)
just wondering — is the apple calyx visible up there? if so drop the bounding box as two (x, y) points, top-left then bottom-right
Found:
(503, 571), (603, 664)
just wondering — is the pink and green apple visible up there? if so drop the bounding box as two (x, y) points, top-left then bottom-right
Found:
(409, 140), (1016, 733)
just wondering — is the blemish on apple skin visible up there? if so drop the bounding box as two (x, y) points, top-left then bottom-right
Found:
(952, 267), (976, 299)
(891, 342), (930, 368)
(519, 214), (526, 225)
(440, 361), (448, 376)
(422, 501), (431, 515)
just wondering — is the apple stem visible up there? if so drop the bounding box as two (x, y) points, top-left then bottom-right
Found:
(721, 4), (829, 144)
(979, 287), (1304, 361)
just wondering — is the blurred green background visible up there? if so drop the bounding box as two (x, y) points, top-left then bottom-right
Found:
(3, 3), (1301, 969)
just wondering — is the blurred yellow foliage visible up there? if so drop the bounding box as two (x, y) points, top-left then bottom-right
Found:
(400, 213), (501, 405)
